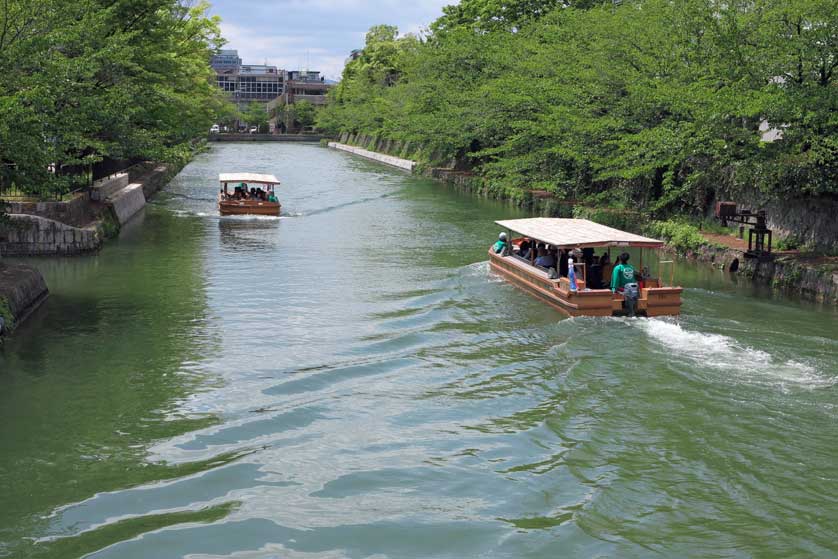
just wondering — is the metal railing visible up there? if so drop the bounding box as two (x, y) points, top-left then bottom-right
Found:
(1, 157), (140, 202)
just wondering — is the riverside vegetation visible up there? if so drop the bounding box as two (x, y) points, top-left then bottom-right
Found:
(318, 0), (836, 229)
(0, 0), (234, 204)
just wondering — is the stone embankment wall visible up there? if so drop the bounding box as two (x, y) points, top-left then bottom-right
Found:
(678, 244), (838, 305)
(0, 263), (49, 334)
(0, 215), (101, 256)
(715, 191), (838, 253)
(4, 192), (94, 227)
(0, 161), (182, 256)
(328, 142), (416, 171)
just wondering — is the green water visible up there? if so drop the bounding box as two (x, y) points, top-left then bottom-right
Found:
(1, 143), (836, 558)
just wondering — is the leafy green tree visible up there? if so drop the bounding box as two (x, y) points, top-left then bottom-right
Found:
(242, 102), (269, 131)
(321, 0), (837, 212)
(293, 101), (317, 129)
(0, 0), (225, 197)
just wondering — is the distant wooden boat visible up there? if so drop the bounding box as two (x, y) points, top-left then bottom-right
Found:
(218, 173), (281, 216)
(489, 218), (683, 317)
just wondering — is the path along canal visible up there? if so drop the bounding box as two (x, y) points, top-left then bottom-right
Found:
(1, 142), (836, 558)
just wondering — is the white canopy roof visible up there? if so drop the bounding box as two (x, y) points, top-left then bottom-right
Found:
(219, 173), (279, 185)
(495, 218), (664, 249)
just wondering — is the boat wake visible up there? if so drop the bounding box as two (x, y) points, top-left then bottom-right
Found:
(635, 319), (835, 390)
(303, 193), (394, 217)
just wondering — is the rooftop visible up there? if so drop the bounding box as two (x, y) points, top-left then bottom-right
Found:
(494, 218), (664, 249)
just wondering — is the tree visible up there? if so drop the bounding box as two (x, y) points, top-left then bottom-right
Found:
(321, 1), (837, 211)
(0, 0), (226, 196)
(293, 101), (317, 129)
(242, 102), (269, 131)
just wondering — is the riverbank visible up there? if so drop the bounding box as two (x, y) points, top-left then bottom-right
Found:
(682, 236), (838, 305)
(328, 137), (838, 306)
(0, 158), (187, 334)
(0, 159), (187, 257)
(0, 263), (49, 336)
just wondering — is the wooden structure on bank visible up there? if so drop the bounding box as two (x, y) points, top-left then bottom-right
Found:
(489, 218), (683, 317)
(218, 173), (281, 216)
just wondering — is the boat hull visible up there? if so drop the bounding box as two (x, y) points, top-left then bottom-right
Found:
(219, 196), (280, 217)
(489, 250), (682, 317)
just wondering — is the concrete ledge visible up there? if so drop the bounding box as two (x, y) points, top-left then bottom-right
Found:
(0, 263), (49, 333)
(91, 173), (129, 201)
(108, 183), (146, 225)
(328, 142), (416, 172)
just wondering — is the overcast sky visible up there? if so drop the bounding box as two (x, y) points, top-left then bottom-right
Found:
(209, 0), (452, 81)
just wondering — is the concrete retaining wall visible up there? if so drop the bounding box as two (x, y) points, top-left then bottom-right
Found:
(0, 215), (101, 256)
(108, 183), (146, 225)
(210, 134), (324, 142)
(328, 142), (416, 172)
(0, 263), (49, 334)
(91, 173), (129, 201)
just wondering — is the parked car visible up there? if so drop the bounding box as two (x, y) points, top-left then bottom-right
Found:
(249, 126), (258, 134)
(210, 124), (220, 134)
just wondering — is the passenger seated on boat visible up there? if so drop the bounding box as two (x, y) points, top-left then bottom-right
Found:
(518, 238), (532, 259)
(535, 247), (556, 269)
(582, 247), (595, 268)
(589, 259), (603, 289)
(493, 232), (508, 254)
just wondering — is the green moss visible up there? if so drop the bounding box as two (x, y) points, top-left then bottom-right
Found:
(101, 211), (120, 239)
(0, 297), (14, 332)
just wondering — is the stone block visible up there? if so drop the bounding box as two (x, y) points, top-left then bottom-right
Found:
(108, 183), (146, 225)
(92, 173), (130, 201)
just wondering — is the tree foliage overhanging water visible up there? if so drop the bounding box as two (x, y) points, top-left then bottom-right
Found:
(0, 0), (232, 195)
(318, 0), (837, 214)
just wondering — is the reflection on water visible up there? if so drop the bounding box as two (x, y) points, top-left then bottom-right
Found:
(1, 143), (836, 559)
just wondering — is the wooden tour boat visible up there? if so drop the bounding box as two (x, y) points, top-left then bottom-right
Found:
(489, 218), (683, 317)
(218, 173), (281, 217)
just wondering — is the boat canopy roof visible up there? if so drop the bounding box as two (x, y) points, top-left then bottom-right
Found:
(495, 218), (665, 249)
(219, 173), (279, 185)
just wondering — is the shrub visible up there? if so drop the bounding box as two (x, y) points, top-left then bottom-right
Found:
(645, 220), (708, 252)
(573, 206), (648, 234)
(776, 235), (802, 251)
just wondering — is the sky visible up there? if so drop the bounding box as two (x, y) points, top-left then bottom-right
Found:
(209, 0), (453, 81)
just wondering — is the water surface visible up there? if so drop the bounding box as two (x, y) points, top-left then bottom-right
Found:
(1, 143), (836, 558)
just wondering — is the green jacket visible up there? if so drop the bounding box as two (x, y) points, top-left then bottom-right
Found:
(493, 240), (507, 254)
(611, 263), (636, 292)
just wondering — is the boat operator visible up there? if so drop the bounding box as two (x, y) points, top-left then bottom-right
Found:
(610, 252), (636, 293)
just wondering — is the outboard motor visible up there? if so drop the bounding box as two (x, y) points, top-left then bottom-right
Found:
(623, 282), (639, 317)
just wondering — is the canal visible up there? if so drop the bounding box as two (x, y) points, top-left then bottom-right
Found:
(1, 143), (836, 558)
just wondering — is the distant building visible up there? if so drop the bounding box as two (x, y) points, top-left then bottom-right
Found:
(282, 70), (331, 104)
(211, 49), (283, 106)
(268, 70), (335, 133)
(211, 49), (242, 69)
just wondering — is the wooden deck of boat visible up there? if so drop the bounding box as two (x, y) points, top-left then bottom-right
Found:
(489, 250), (682, 317)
